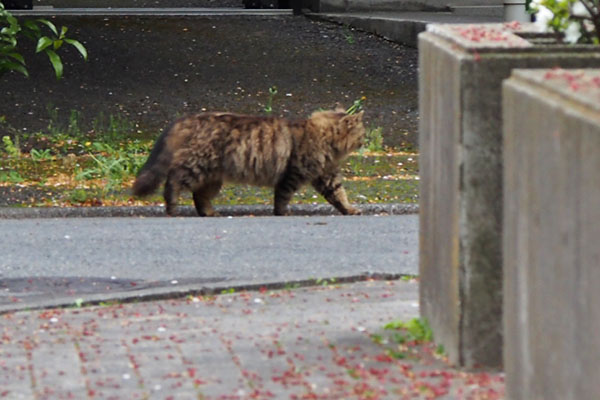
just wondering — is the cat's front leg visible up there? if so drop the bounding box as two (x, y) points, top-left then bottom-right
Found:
(312, 172), (361, 215)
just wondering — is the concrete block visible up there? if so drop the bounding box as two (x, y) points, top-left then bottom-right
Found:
(418, 23), (600, 368)
(503, 69), (600, 400)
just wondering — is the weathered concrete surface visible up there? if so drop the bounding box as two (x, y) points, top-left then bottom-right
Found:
(308, 11), (501, 47)
(503, 69), (600, 400)
(317, 0), (501, 13)
(418, 23), (600, 368)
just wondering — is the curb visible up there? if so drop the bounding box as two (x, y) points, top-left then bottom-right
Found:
(306, 12), (427, 47)
(0, 203), (418, 219)
(0, 273), (408, 314)
(9, 7), (294, 16)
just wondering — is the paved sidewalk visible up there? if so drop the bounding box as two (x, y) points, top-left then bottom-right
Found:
(0, 280), (504, 399)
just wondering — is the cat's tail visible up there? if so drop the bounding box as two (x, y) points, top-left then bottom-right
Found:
(132, 123), (174, 197)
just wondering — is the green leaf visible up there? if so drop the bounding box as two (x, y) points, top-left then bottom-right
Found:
(36, 19), (58, 36)
(1, 23), (19, 36)
(64, 39), (88, 61)
(35, 36), (53, 53)
(53, 39), (63, 50)
(22, 19), (41, 35)
(0, 61), (29, 77)
(45, 49), (63, 79)
(5, 14), (19, 29)
(59, 25), (68, 39)
(7, 52), (25, 65)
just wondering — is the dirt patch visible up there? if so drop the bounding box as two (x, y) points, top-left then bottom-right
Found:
(1, 15), (418, 148)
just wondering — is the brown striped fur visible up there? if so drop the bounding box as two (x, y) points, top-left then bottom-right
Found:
(132, 108), (365, 216)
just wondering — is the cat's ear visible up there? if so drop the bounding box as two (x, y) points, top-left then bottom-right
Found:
(341, 111), (364, 128)
(347, 111), (364, 124)
(334, 103), (346, 113)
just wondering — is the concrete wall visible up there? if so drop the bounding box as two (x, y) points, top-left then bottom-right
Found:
(418, 23), (600, 368)
(317, 0), (501, 12)
(503, 69), (600, 400)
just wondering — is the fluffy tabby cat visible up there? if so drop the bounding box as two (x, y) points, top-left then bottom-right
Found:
(132, 107), (365, 216)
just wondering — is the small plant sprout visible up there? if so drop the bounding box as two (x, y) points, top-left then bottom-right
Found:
(346, 96), (366, 115)
(263, 86), (278, 114)
(530, 0), (600, 44)
(30, 148), (53, 161)
(343, 25), (356, 44)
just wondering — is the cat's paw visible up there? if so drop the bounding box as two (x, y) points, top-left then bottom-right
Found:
(198, 209), (220, 217)
(345, 207), (362, 215)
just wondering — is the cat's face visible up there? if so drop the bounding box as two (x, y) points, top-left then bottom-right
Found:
(309, 109), (366, 156)
(340, 111), (365, 152)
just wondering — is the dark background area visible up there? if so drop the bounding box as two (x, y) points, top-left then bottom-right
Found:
(1, 15), (418, 148)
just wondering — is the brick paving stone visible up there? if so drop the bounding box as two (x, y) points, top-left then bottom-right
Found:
(0, 280), (505, 399)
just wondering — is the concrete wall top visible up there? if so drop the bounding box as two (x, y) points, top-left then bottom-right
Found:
(425, 23), (533, 50)
(426, 23), (600, 53)
(509, 69), (600, 114)
(318, 0), (502, 12)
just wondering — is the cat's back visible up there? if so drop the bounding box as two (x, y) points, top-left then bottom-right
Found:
(183, 112), (297, 186)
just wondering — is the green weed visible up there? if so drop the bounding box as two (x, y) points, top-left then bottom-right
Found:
(0, 170), (24, 183)
(67, 188), (93, 204)
(30, 148), (53, 161)
(263, 86), (278, 114)
(343, 27), (356, 44)
(2, 135), (20, 158)
(384, 318), (433, 343)
(435, 344), (446, 356)
(346, 96), (365, 115)
(400, 274), (418, 282)
(361, 127), (384, 153)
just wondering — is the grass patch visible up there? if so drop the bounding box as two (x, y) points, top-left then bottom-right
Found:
(0, 110), (419, 208)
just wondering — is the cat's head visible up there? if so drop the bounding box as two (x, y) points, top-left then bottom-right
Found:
(309, 108), (366, 156)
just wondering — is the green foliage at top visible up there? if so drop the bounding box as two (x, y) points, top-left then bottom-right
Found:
(0, 1), (87, 79)
(530, 0), (600, 44)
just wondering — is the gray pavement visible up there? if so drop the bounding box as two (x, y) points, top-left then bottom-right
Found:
(0, 212), (418, 312)
(0, 280), (505, 399)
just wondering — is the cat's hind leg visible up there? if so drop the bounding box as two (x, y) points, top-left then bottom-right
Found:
(274, 169), (304, 216)
(163, 171), (182, 216)
(192, 180), (223, 217)
(312, 172), (361, 215)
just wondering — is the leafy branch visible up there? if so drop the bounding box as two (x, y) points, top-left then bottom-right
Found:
(0, 1), (88, 79)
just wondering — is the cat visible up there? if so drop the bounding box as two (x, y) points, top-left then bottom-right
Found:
(132, 107), (365, 216)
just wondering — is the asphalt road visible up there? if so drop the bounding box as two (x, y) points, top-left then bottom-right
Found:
(0, 214), (418, 310)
